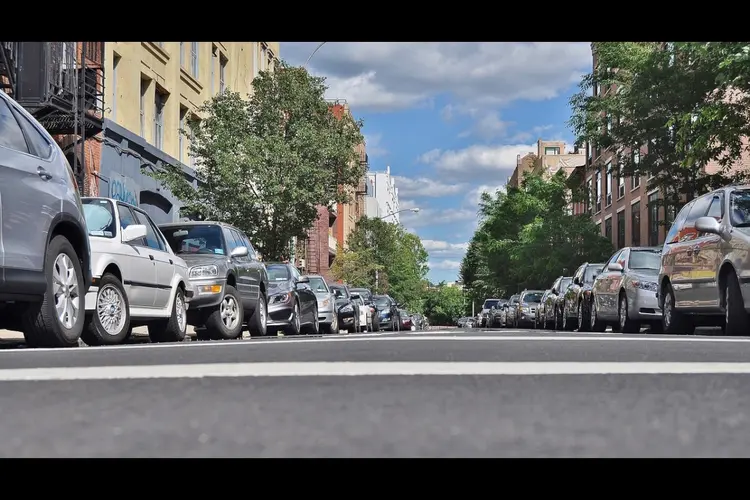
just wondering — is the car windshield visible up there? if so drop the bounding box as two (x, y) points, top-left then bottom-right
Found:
(629, 250), (661, 270)
(730, 190), (750, 227)
(82, 198), (116, 238)
(308, 277), (328, 293)
(267, 265), (291, 281)
(510, 295), (520, 304)
(584, 265), (602, 283)
(560, 277), (572, 290)
(483, 299), (500, 309)
(162, 225), (226, 255)
(523, 292), (544, 303)
(331, 287), (349, 299)
(374, 296), (390, 307)
(351, 289), (372, 300)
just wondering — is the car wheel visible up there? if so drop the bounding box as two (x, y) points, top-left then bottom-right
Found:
(578, 300), (590, 332)
(81, 273), (131, 346)
(204, 285), (244, 340)
(618, 292), (640, 333)
(304, 304), (319, 334)
(285, 301), (301, 335)
(23, 235), (85, 348)
(661, 282), (695, 335)
(148, 287), (187, 343)
(591, 298), (607, 332)
(372, 315), (380, 332)
(248, 291), (268, 337)
(724, 270), (748, 336)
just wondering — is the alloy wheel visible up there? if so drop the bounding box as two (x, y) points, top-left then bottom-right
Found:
(619, 296), (627, 331)
(96, 284), (126, 335)
(220, 295), (240, 330)
(176, 293), (186, 333)
(663, 292), (673, 330)
(293, 303), (300, 332)
(259, 297), (267, 334)
(52, 253), (80, 329)
(591, 300), (598, 330)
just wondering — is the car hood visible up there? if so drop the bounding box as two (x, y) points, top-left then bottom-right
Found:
(314, 292), (332, 300)
(268, 280), (293, 294)
(628, 269), (659, 281)
(177, 253), (228, 269)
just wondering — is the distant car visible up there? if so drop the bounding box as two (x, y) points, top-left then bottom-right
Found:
(265, 262), (318, 335)
(306, 274), (338, 334)
(479, 298), (503, 327)
(351, 291), (379, 332)
(515, 290), (544, 329)
(330, 284), (361, 333)
(373, 294), (401, 331)
(0, 90), (93, 347)
(81, 198), (194, 345)
(399, 309), (413, 330)
(159, 221), (269, 340)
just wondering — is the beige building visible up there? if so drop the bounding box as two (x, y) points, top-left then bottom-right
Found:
(96, 42), (279, 223)
(508, 139), (584, 188)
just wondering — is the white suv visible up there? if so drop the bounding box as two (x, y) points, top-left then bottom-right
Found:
(80, 197), (194, 345)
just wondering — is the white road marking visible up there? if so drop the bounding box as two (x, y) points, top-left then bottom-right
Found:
(4, 362), (750, 381)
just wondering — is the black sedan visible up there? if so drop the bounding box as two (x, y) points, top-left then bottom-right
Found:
(373, 294), (401, 331)
(265, 262), (319, 335)
(330, 284), (361, 333)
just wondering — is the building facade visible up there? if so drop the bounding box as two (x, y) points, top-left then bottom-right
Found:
(366, 166), (400, 223)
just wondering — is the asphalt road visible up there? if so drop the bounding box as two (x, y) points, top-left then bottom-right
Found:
(3, 326), (750, 457)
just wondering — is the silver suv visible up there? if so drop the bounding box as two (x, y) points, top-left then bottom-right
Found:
(659, 185), (750, 335)
(0, 90), (92, 347)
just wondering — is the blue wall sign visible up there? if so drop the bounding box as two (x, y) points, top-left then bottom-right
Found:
(109, 175), (139, 206)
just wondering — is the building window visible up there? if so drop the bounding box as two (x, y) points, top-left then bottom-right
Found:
(631, 150), (641, 189)
(605, 161), (612, 207)
(631, 201), (641, 247)
(191, 42), (199, 78)
(586, 178), (593, 214)
(618, 169), (625, 199)
(180, 42), (185, 68)
(595, 170), (602, 213)
(154, 86), (167, 150)
(219, 54), (227, 93)
(267, 50), (275, 71)
(188, 117), (200, 168)
(605, 217), (613, 242)
(596, 222), (602, 235)
(252, 43), (259, 80)
(261, 43), (268, 71)
(544, 146), (560, 155)
(210, 45), (217, 95)
(179, 106), (188, 163)
(111, 53), (120, 121)
(139, 77), (149, 138)
(617, 210), (626, 249)
(648, 192), (659, 246)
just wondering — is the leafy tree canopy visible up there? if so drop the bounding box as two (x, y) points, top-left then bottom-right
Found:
(336, 217), (429, 311)
(148, 64), (365, 261)
(461, 172), (613, 304)
(568, 42), (750, 212)
(423, 284), (465, 325)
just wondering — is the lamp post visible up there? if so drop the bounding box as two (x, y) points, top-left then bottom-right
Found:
(303, 41), (327, 69)
(374, 207), (420, 222)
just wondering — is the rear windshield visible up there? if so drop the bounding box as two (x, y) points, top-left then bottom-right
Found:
(82, 198), (116, 238)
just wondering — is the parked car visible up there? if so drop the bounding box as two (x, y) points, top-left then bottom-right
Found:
(351, 291), (379, 332)
(373, 294), (401, 331)
(540, 276), (572, 330)
(399, 309), (413, 330)
(265, 262), (318, 335)
(479, 298), (503, 327)
(658, 186), (750, 335)
(591, 246), (662, 333)
(562, 262), (604, 331)
(0, 90), (93, 347)
(458, 316), (475, 328)
(411, 313), (426, 330)
(488, 299), (508, 326)
(80, 198), (194, 345)
(350, 287), (373, 302)
(330, 284), (361, 333)
(514, 290), (544, 328)
(306, 274), (338, 334)
(159, 221), (268, 340)
(503, 294), (521, 327)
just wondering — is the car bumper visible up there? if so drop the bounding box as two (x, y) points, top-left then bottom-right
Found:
(628, 288), (661, 320)
(185, 279), (226, 309)
(267, 300), (295, 327)
(338, 310), (356, 327)
(318, 309), (335, 324)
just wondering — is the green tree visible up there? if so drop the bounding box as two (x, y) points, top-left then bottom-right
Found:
(345, 216), (429, 310)
(423, 284), (465, 326)
(568, 42), (750, 216)
(460, 172), (613, 300)
(330, 245), (383, 288)
(148, 64), (365, 261)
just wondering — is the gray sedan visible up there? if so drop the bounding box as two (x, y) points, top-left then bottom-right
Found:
(305, 275), (338, 334)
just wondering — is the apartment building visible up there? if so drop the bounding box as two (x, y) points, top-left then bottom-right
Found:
(98, 41), (279, 224)
(531, 139), (586, 179)
(508, 151), (536, 188)
(366, 166), (401, 223)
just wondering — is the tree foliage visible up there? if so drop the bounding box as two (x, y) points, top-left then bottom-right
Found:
(334, 216), (429, 310)
(422, 284), (465, 325)
(148, 64), (365, 261)
(568, 42), (750, 214)
(460, 172), (613, 305)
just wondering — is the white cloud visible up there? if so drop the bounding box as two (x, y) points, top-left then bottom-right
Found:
(429, 259), (462, 271)
(401, 207), (476, 228)
(281, 42), (591, 112)
(422, 239), (469, 258)
(394, 176), (468, 199)
(465, 183), (507, 207)
(363, 133), (388, 158)
(418, 143), (536, 182)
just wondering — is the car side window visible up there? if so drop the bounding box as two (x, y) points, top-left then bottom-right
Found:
(574, 265), (586, 284)
(223, 228), (238, 252)
(117, 204), (145, 246)
(290, 265), (301, 281)
(239, 233), (257, 260)
(606, 251), (622, 268)
(665, 200), (694, 245)
(706, 194), (724, 220)
(0, 97), (30, 154)
(551, 277), (561, 293)
(681, 195), (713, 242)
(10, 106), (53, 159)
(131, 209), (166, 251)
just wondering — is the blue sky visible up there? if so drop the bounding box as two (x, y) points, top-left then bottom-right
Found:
(281, 42), (592, 283)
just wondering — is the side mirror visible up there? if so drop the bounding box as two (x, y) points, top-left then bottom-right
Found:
(573, 277), (581, 286)
(695, 216), (722, 236)
(608, 262), (624, 272)
(122, 224), (147, 243)
(296, 276), (310, 284)
(230, 246), (249, 258)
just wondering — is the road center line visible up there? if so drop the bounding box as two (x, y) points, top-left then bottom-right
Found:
(4, 362), (750, 381)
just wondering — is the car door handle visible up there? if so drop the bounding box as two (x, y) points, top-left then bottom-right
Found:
(37, 166), (52, 180)
(169, 259), (173, 265)
(149, 254), (154, 261)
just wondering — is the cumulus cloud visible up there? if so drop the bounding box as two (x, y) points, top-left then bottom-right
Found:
(421, 239), (469, 257)
(281, 42), (591, 112)
(364, 133), (388, 158)
(401, 207), (476, 229)
(429, 259), (462, 271)
(465, 183), (507, 207)
(394, 176), (469, 199)
(418, 143), (536, 182)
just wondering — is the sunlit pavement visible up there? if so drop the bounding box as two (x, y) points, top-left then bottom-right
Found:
(2, 326), (750, 457)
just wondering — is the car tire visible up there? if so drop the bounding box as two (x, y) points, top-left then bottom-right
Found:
(204, 285), (244, 340)
(23, 235), (86, 348)
(590, 298), (607, 332)
(148, 287), (187, 343)
(248, 291), (268, 337)
(724, 270), (748, 336)
(303, 304), (319, 334)
(661, 282), (695, 335)
(618, 292), (640, 333)
(81, 273), (131, 346)
(577, 300), (590, 332)
(372, 315), (380, 332)
(284, 301), (301, 335)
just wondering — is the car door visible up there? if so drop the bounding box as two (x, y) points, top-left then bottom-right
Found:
(290, 264), (314, 321)
(661, 199), (694, 306)
(674, 196), (712, 307)
(568, 264), (586, 314)
(596, 250), (623, 319)
(546, 278), (560, 321)
(239, 232), (262, 303)
(224, 228), (252, 305)
(0, 95), (60, 276)
(132, 207), (174, 309)
(692, 192), (725, 309)
(116, 204), (156, 308)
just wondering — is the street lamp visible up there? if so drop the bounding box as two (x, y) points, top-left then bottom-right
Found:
(375, 207), (420, 221)
(303, 41), (327, 69)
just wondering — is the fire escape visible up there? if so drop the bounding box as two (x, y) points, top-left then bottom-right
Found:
(0, 42), (104, 193)
(356, 151), (369, 219)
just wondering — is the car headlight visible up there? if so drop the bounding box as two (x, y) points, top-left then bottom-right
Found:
(522, 307), (530, 313)
(319, 298), (330, 308)
(341, 304), (353, 313)
(631, 280), (658, 292)
(189, 265), (218, 279)
(271, 292), (291, 304)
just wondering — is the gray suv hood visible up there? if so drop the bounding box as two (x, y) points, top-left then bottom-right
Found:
(179, 253), (228, 269)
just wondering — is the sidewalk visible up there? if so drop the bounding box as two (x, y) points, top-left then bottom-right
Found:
(0, 326), (199, 342)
